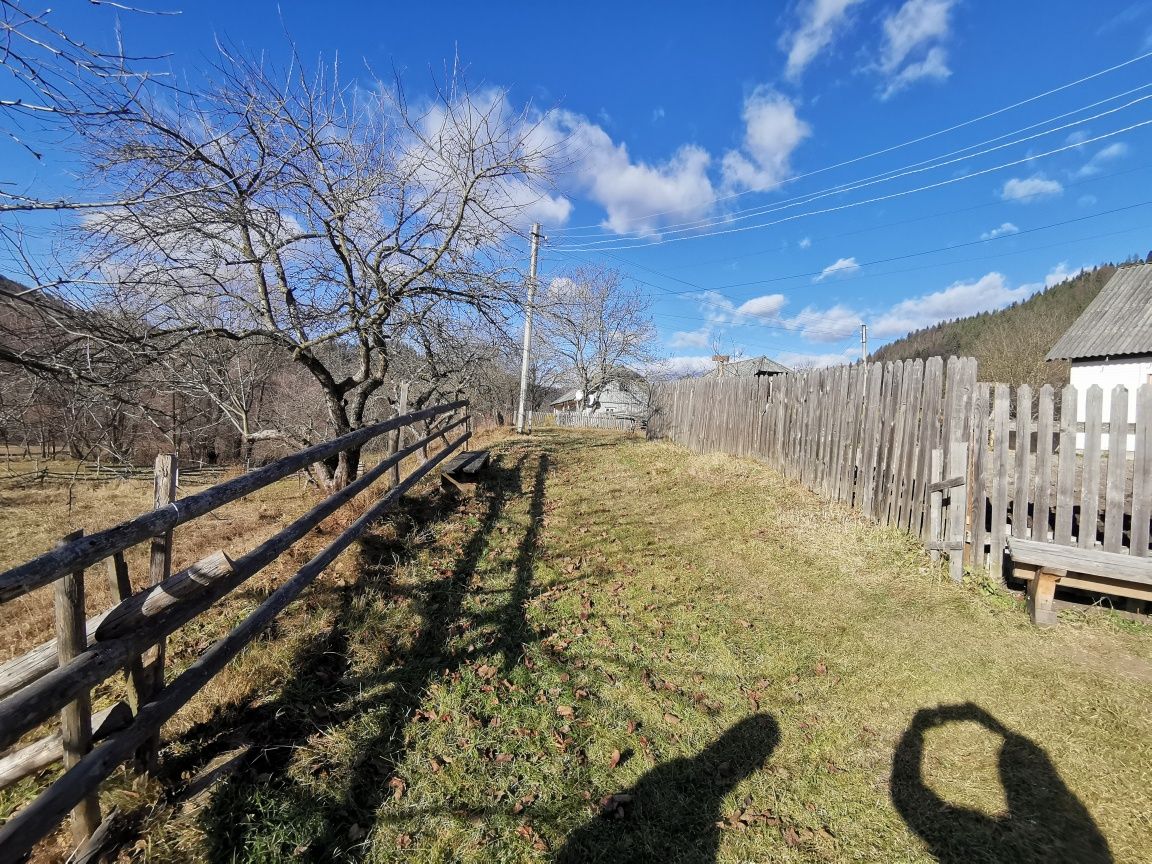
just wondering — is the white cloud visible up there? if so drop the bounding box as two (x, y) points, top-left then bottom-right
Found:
(787, 304), (862, 342)
(814, 256), (861, 281)
(1000, 175), (1063, 203)
(540, 109), (717, 236)
(736, 293), (788, 318)
(777, 347), (861, 369)
(879, 45), (951, 99)
(650, 355), (716, 378)
(980, 222), (1019, 240)
(872, 272), (1030, 336)
(1075, 141), (1129, 178)
(668, 326), (712, 349)
(782, 0), (865, 79)
(877, 0), (957, 99)
(798, 236), (812, 249)
(721, 87), (811, 192)
(1039, 262), (1087, 288)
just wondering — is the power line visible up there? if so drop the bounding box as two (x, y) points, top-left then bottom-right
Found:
(549, 48), (1152, 234)
(555, 119), (1152, 252)
(555, 82), (1152, 241)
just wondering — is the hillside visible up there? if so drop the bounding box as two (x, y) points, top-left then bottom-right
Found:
(872, 263), (1124, 389)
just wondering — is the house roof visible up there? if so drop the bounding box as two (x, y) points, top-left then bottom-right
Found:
(1047, 263), (1152, 361)
(711, 355), (792, 377)
(550, 388), (582, 405)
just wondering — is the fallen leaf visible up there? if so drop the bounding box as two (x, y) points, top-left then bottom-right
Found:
(556, 705), (575, 717)
(663, 712), (681, 725)
(608, 749), (622, 769)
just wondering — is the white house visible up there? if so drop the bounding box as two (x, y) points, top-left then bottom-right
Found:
(1047, 262), (1152, 451)
(549, 378), (649, 419)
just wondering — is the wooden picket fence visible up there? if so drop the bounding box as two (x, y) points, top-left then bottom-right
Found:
(552, 411), (639, 431)
(649, 357), (978, 580)
(0, 401), (471, 861)
(969, 382), (1152, 581)
(649, 359), (1152, 593)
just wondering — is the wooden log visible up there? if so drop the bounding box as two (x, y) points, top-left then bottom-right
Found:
(1079, 385), (1103, 549)
(54, 531), (101, 843)
(1133, 384), (1152, 556)
(0, 416), (469, 754)
(1054, 386), (1078, 546)
(0, 400), (467, 604)
(1032, 385), (1055, 543)
(0, 612), (110, 701)
(0, 702), (132, 790)
(1103, 386), (1129, 553)
(141, 454), (176, 771)
(0, 428), (472, 863)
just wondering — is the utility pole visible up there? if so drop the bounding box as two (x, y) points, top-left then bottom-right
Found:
(515, 223), (543, 434)
(860, 323), (868, 364)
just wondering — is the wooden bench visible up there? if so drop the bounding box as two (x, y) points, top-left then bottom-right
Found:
(1007, 537), (1152, 626)
(440, 450), (490, 494)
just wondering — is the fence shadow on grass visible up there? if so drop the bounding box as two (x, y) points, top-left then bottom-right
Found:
(890, 703), (1111, 864)
(174, 448), (552, 862)
(555, 713), (780, 864)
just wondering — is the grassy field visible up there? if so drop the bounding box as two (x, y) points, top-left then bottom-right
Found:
(3, 429), (1151, 862)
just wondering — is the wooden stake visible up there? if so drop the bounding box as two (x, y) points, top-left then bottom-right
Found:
(144, 454), (177, 771)
(54, 530), (101, 843)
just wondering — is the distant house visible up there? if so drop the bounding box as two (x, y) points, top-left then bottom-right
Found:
(709, 355), (792, 379)
(1047, 262), (1152, 450)
(549, 378), (650, 419)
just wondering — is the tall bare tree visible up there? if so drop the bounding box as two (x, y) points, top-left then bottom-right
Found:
(535, 265), (655, 406)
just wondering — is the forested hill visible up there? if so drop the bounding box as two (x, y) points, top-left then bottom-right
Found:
(871, 263), (1122, 389)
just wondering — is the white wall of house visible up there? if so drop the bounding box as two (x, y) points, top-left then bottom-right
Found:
(587, 382), (646, 417)
(1070, 355), (1152, 451)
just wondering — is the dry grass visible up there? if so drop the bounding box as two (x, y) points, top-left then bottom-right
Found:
(3, 429), (1151, 862)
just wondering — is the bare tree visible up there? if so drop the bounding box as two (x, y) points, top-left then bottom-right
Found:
(535, 265), (655, 406)
(3, 38), (559, 488)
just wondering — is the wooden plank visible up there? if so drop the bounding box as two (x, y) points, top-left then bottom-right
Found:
(884, 360), (913, 525)
(1031, 385), (1055, 543)
(896, 360), (925, 530)
(1133, 384), (1152, 556)
(928, 476), (966, 493)
(1103, 385), (1129, 553)
(989, 384), (1010, 583)
(913, 359), (944, 541)
(1012, 385), (1033, 540)
(944, 357), (973, 582)
(1054, 386), (1078, 547)
(55, 530), (101, 843)
(1008, 537), (1152, 584)
(964, 383), (989, 570)
(1026, 569), (1059, 627)
(1079, 385), (1103, 549)
(928, 448), (944, 563)
(0, 400), (467, 604)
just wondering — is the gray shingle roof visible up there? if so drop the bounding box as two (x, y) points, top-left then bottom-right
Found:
(1047, 263), (1152, 361)
(711, 356), (792, 377)
(550, 388), (582, 405)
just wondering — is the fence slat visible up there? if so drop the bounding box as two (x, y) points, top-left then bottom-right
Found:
(1012, 385), (1033, 540)
(1104, 386), (1129, 553)
(1134, 384), (1152, 557)
(1054, 386), (1078, 547)
(1079, 386), (1104, 549)
(989, 385), (1010, 582)
(1032, 385), (1055, 543)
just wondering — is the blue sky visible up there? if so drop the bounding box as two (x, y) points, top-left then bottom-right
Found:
(9, 1), (1152, 371)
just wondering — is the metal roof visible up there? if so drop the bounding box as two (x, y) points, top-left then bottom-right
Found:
(550, 388), (582, 405)
(711, 355), (793, 377)
(1047, 263), (1152, 361)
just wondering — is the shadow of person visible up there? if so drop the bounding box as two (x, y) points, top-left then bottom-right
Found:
(556, 713), (780, 864)
(891, 703), (1111, 864)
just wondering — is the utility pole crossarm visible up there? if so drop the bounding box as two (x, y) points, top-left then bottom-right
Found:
(515, 223), (543, 434)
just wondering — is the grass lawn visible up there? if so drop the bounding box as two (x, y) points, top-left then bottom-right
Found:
(6, 429), (1152, 862)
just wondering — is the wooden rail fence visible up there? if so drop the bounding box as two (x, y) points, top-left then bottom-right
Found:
(0, 400), (471, 861)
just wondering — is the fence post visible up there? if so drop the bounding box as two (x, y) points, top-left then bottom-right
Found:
(55, 529), (101, 844)
(105, 551), (151, 771)
(390, 382), (410, 488)
(143, 453), (177, 771)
